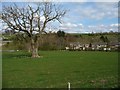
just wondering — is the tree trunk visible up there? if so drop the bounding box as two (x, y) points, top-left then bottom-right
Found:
(31, 38), (40, 58)
(31, 45), (39, 58)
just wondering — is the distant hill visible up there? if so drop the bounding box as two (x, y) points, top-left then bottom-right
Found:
(2, 32), (119, 50)
(65, 32), (119, 44)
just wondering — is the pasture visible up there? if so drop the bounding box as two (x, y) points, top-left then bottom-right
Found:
(2, 51), (118, 88)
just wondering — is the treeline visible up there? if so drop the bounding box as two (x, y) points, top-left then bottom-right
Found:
(2, 30), (119, 51)
(3, 30), (67, 50)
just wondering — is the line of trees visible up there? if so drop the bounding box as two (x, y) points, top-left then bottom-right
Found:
(2, 30), (69, 51)
(3, 30), (115, 52)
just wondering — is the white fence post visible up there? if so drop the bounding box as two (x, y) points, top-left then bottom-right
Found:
(68, 82), (70, 90)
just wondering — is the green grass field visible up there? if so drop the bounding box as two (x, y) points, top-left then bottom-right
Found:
(2, 51), (118, 88)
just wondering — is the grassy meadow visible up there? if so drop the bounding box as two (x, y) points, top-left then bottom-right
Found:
(2, 51), (118, 88)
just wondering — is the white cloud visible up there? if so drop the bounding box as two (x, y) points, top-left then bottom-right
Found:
(40, 16), (45, 22)
(110, 23), (119, 27)
(59, 22), (84, 31)
(72, 2), (118, 20)
(59, 22), (118, 33)
(1, 21), (118, 33)
(78, 24), (84, 28)
(78, 24), (83, 26)
(90, 24), (118, 33)
(59, 22), (84, 33)
(60, 22), (77, 28)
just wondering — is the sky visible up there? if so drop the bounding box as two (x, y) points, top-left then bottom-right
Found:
(59, 2), (119, 33)
(0, 0), (119, 33)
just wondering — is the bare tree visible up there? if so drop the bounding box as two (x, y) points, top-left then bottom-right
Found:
(1, 2), (67, 58)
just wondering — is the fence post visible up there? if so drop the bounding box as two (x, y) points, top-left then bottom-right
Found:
(68, 82), (70, 90)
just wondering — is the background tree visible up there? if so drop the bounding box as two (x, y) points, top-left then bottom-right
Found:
(1, 2), (67, 58)
(57, 30), (65, 37)
(100, 35), (109, 43)
(57, 30), (66, 50)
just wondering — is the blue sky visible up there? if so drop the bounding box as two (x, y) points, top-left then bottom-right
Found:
(0, 0), (119, 33)
(50, 1), (119, 33)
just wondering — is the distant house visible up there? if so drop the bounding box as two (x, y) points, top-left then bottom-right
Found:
(109, 42), (120, 51)
(66, 41), (119, 51)
(69, 42), (83, 50)
(65, 47), (69, 50)
(92, 42), (107, 51)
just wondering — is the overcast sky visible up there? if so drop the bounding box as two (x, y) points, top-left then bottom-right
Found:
(0, 0), (119, 33)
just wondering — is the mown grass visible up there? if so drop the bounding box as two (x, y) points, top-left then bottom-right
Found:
(2, 51), (118, 88)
